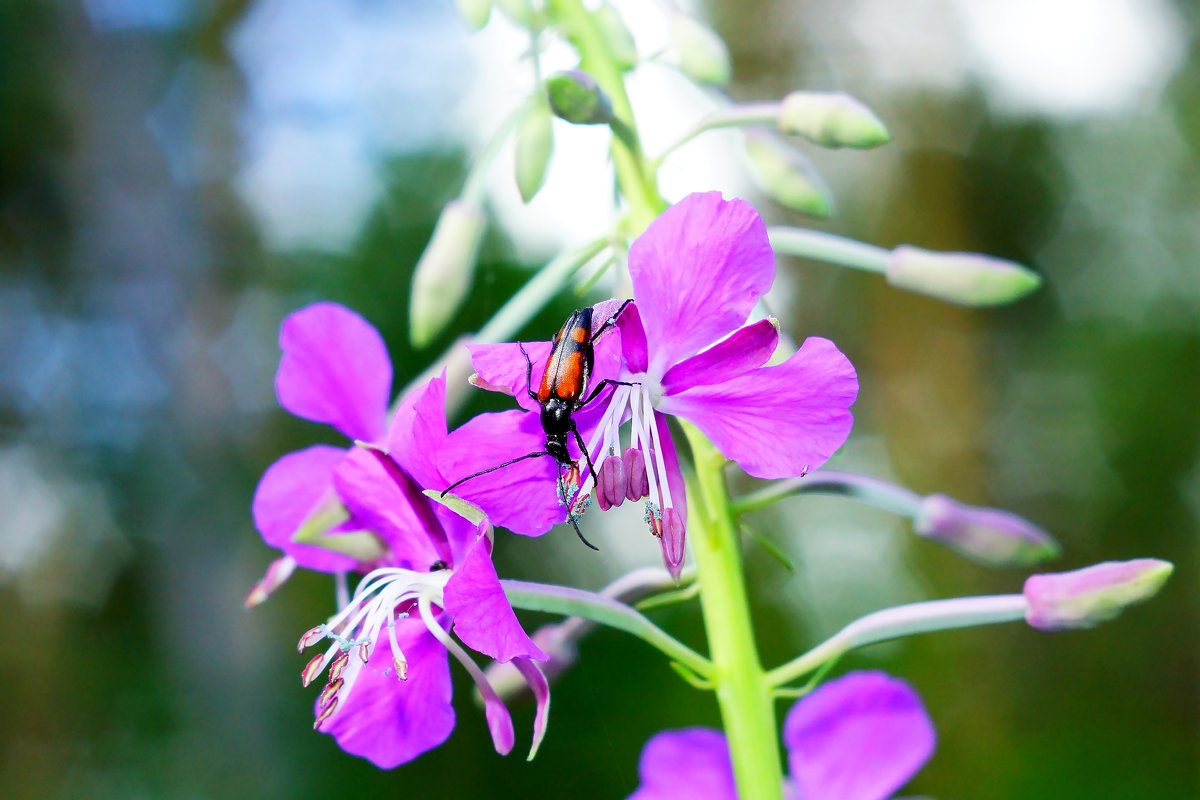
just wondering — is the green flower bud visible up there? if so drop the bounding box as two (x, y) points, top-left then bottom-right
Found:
(743, 130), (834, 218)
(595, 3), (638, 72)
(409, 201), (486, 348)
(454, 0), (492, 30)
(495, 0), (534, 28)
(669, 13), (731, 86)
(515, 103), (554, 203)
(886, 246), (1042, 306)
(546, 69), (614, 125)
(1024, 559), (1173, 632)
(777, 91), (890, 149)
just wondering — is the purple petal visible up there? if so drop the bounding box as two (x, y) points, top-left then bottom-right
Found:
(628, 193), (774, 377)
(784, 671), (936, 800)
(468, 341), (550, 412)
(385, 372), (449, 489)
(661, 319), (779, 393)
(438, 410), (565, 535)
(275, 302), (391, 442)
(252, 446), (361, 572)
(658, 337), (858, 479)
(627, 728), (737, 800)
(332, 448), (450, 570)
(512, 657), (551, 760)
(317, 618), (455, 769)
(618, 303), (649, 374)
(444, 538), (549, 663)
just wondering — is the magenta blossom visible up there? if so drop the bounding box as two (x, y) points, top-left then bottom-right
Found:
(627, 672), (936, 800)
(296, 374), (552, 768)
(249, 302), (559, 602)
(464, 192), (858, 575)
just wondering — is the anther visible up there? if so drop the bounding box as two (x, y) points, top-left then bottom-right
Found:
(301, 653), (326, 687)
(319, 678), (344, 708)
(328, 651), (350, 682)
(298, 625), (325, 653)
(313, 696), (339, 730)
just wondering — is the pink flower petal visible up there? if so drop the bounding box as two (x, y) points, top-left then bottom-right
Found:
(275, 302), (391, 442)
(627, 728), (737, 800)
(252, 446), (360, 572)
(444, 538), (549, 663)
(661, 319), (779, 394)
(628, 193), (774, 377)
(658, 337), (857, 479)
(438, 410), (566, 536)
(784, 671), (935, 800)
(618, 303), (649, 374)
(385, 372), (449, 490)
(512, 657), (551, 760)
(316, 619), (455, 769)
(332, 447), (449, 571)
(468, 341), (550, 412)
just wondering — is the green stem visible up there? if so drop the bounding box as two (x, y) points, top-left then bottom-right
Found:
(731, 470), (922, 517)
(546, 0), (665, 230)
(501, 579), (713, 678)
(766, 594), (1029, 688)
(461, 98), (532, 206)
(652, 102), (781, 167)
(684, 421), (786, 800)
(767, 225), (892, 274)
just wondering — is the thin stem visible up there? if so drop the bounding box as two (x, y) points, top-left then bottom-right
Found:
(767, 226), (892, 274)
(684, 421), (786, 800)
(461, 98), (533, 206)
(731, 469), (922, 518)
(652, 102), (781, 166)
(766, 594), (1029, 688)
(546, 0), (665, 229)
(501, 579), (713, 679)
(475, 236), (610, 344)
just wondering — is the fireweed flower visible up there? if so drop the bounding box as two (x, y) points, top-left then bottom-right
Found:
(295, 374), (551, 768)
(627, 671), (936, 800)
(462, 192), (858, 576)
(249, 301), (561, 602)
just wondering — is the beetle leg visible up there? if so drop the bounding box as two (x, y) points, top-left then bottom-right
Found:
(440, 450), (553, 496)
(518, 341), (539, 403)
(579, 377), (641, 409)
(591, 298), (634, 341)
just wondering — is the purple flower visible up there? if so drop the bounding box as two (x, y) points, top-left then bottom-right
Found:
(248, 302), (551, 766)
(297, 374), (552, 768)
(627, 672), (936, 800)
(463, 193), (858, 575)
(249, 302), (556, 601)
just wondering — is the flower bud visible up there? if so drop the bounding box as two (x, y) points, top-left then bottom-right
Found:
(494, 0), (533, 28)
(596, 454), (627, 511)
(1024, 559), (1173, 632)
(669, 13), (731, 86)
(546, 70), (614, 126)
(659, 508), (687, 581)
(515, 103), (554, 203)
(743, 130), (834, 218)
(777, 91), (890, 149)
(914, 494), (1059, 567)
(409, 200), (486, 348)
(595, 3), (638, 71)
(454, 0), (492, 30)
(886, 246), (1041, 307)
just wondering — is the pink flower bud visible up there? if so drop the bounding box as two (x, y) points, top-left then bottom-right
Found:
(915, 494), (1059, 567)
(1024, 559), (1173, 632)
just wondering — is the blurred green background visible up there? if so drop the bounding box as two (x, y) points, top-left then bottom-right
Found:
(1, 0), (1196, 797)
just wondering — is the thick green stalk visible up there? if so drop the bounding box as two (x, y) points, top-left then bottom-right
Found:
(684, 421), (786, 800)
(545, 0), (665, 230)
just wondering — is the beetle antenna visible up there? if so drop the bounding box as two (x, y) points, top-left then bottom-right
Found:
(440, 451), (552, 497)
